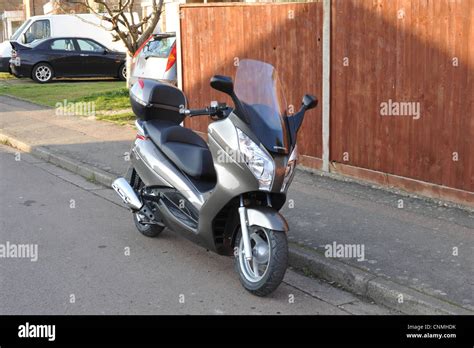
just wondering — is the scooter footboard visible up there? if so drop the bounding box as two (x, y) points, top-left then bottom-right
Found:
(246, 207), (289, 232)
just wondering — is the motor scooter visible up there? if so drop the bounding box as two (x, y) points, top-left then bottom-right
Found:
(112, 59), (317, 296)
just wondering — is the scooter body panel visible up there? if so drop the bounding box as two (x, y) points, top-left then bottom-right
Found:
(131, 138), (208, 211)
(130, 112), (290, 254)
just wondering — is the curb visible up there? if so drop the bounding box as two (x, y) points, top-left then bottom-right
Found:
(289, 244), (473, 315)
(0, 134), (115, 188)
(2, 132), (472, 315)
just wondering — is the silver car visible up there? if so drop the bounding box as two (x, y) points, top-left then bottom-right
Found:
(129, 32), (176, 86)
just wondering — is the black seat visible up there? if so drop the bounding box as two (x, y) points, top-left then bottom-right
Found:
(143, 120), (216, 181)
(143, 120), (175, 146)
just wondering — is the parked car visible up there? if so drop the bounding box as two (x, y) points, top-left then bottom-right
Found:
(129, 32), (177, 86)
(9, 37), (126, 83)
(0, 13), (138, 73)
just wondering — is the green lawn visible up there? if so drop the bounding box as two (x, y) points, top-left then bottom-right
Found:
(0, 79), (134, 124)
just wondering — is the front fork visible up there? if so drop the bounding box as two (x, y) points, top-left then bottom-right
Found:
(238, 195), (253, 261)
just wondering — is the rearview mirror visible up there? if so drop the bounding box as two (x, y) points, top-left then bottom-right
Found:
(302, 94), (318, 110)
(210, 75), (234, 95)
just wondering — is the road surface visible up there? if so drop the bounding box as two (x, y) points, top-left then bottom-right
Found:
(0, 145), (393, 315)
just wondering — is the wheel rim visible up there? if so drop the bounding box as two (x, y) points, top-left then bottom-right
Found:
(122, 65), (126, 78)
(35, 66), (51, 82)
(238, 227), (271, 283)
(134, 212), (149, 228)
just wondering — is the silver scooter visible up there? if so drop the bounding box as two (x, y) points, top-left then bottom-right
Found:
(112, 59), (317, 296)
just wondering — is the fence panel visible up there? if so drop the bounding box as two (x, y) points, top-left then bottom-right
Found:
(180, 2), (324, 162)
(330, 0), (474, 192)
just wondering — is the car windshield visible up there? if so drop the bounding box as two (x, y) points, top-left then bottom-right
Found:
(234, 59), (290, 154)
(10, 19), (31, 41)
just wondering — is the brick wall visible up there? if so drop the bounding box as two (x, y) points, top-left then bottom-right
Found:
(0, 0), (23, 42)
(0, 0), (23, 12)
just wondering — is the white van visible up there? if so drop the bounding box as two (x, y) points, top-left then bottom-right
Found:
(0, 13), (135, 73)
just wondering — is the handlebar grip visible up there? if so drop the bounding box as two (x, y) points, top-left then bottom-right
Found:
(189, 108), (210, 115)
(180, 108), (209, 116)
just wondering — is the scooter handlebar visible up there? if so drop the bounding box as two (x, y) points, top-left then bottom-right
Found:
(181, 108), (210, 116)
(180, 102), (229, 118)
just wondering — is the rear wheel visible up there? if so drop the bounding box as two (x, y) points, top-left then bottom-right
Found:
(234, 226), (288, 296)
(32, 63), (53, 83)
(118, 63), (126, 81)
(133, 211), (164, 237)
(128, 166), (164, 237)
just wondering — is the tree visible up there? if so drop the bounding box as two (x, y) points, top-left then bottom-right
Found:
(71, 0), (164, 85)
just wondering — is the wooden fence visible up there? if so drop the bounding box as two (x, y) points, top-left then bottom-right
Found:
(178, 0), (474, 204)
(330, 0), (473, 194)
(179, 2), (323, 167)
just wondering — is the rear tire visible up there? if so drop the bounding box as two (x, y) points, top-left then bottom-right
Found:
(32, 63), (54, 83)
(128, 166), (164, 238)
(133, 212), (164, 237)
(234, 227), (288, 296)
(118, 63), (126, 81)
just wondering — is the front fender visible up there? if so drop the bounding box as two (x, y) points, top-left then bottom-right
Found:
(246, 207), (289, 232)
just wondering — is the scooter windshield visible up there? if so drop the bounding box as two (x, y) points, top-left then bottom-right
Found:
(234, 59), (290, 154)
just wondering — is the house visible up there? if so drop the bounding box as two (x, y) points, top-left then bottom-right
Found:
(1, 0), (250, 42)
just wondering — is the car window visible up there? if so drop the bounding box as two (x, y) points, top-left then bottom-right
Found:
(142, 37), (175, 58)
(10, 19), (31, 41)
(76, 39), (104, 52)
(50, 39), (76, 51)
(24, 20), (50, 44)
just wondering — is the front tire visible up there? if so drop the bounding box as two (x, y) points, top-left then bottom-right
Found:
(234, 226), (288, 296)
(32, 63), (54, 83)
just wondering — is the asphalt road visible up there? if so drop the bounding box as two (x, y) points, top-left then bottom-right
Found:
(0, 145), (393, 315)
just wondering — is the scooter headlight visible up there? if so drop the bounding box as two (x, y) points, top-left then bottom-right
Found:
(281, 144), (298, 192)
(236, 128), (274, 191)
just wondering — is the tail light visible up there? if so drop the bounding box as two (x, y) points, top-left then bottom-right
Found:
(165, 43), (176, 72)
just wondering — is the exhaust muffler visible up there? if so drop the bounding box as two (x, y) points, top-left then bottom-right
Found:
(112, 177), (143, 210)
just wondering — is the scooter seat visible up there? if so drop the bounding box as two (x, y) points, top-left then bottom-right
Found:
(143, 120), (216, 181)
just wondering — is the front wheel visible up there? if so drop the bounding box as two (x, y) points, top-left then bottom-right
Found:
(234, 226), (288, 296)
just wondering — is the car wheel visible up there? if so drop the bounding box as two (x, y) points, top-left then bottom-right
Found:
(118, 63), (126, 81)
(32, 63), (54, 83)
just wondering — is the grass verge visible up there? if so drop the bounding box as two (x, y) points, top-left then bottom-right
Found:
(0, 79), (134, 125)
